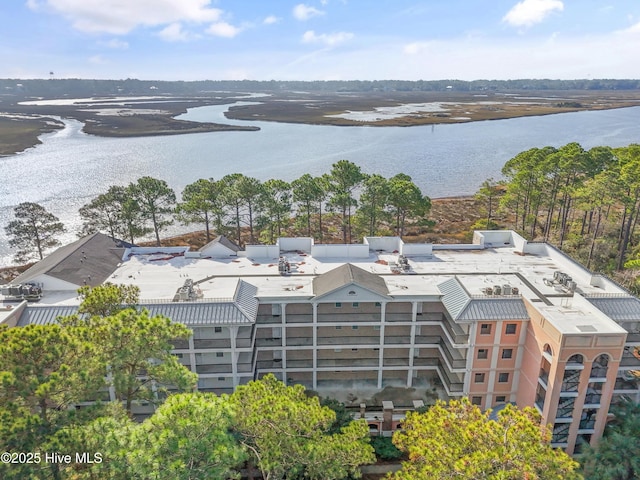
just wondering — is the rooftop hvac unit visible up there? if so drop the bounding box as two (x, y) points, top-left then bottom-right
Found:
(1, 286), (10, 296)
(511, 287), (519, 295)
(9, 285), (21, 296)
(493, 285), (502, 295)
(566, 280), (577, 292)
(485, 287), (493, 296)
(502, 284), (512, 295)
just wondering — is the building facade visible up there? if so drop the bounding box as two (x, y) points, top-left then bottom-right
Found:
(2, 231), (639, 454)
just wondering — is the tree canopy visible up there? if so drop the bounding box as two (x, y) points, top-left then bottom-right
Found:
(5, 202), (66, 262)
(230, 374), (375, 480)
(389, 398), (581, 480)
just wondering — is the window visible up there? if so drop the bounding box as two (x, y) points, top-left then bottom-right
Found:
(335, 302), (342, 308)
(217, 377), (226, 381)
(480, 324), (492, 335)
(352, 325), (359, 330)
(505, 323), (517, 335)
(352, 302), (359, 308)
(351, 348), (358, 351)
(477, 349), (488, 360)
(373, 325), (381, 330)
(335, 325), (342, 330)
(496, 395), (506, 403)
(498, 372), (510, 383)
(375, 302), (382, 307)
(502, 348), (513, 359)
(216, 352), (224, 358)
(348, 290), (356, 295)
(474, 373), (485, 383)
(214, 327), (222, 333)
(471, 396), (482, 406)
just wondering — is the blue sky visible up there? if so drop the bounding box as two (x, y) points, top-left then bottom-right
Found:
(2, 0), (640, 81)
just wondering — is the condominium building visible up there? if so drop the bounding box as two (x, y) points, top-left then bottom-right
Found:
(1, 230), (639, 455)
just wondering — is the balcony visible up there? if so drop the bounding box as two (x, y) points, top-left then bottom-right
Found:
(195, 364), (232, 374)
(413, 335), (440, 345)
(318, 336), (380, 346)
(256, 315), (282, 325)
(317, 358), (379, 368)
(255, 337), (283, 347)
(579, 418), (596, 431)
(384, 335), (412, 345)
(584, 393), (601, 406)
(317, 313), (381, 323)
(193, 339), (231, 349)
(286, 359), (313, 369)
(437, 363), (464, 393)
(614, 376), (639, 390)
(383, 358), (410, 367)
(170, 339), (189, 350)
(286, 337), (313, 347)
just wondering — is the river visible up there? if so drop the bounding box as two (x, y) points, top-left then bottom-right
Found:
(0, 102), (638, 266)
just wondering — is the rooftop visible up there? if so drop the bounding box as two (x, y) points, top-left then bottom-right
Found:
(1, 231), (635, 335)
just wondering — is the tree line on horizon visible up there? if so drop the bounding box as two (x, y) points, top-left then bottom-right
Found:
(4, 160), (432, 263)
(2, 78), (640, 99)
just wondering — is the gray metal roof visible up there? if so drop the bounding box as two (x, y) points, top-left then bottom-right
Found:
(457, 299), (530, 321)
(313, 263), (389, 298)
(16, 305), (80, 326)
(199, 235), (240, 253)
(438, 277), (470, 320)
(586, 296), (640, 321)
(13, 233), (133, 287)
(16, 281), (258, 327)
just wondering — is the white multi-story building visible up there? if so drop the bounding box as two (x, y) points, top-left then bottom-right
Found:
(2, 230), (639, 454)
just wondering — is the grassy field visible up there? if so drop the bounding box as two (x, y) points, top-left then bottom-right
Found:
(0, 116), (63, 156)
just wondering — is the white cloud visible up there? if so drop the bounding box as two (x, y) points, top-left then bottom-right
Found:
(158, 23), (190, 42)
(207, 21), (241, 38)
(31, 0), (223, 34)
(403, 42), (430, 55)
(302, 30), (353, 46)
(263, 15), (280, 25)
(503, 0), (564, 27)
(88, 54), (107, 64)
(99, 38), (129, 49)
(293, 4), (325, 21)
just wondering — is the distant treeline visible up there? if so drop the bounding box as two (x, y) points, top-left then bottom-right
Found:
(1, 78), (639, 99)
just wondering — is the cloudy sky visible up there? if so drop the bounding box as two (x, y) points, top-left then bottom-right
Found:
(2, 0), (640, 81)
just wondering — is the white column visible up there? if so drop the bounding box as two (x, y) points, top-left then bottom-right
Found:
(312, 303), (318, 390)
(378, 301), (386, 389)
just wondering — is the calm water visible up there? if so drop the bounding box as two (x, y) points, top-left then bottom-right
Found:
(0, 102), (638, 266)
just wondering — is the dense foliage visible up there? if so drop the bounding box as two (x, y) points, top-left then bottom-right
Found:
(389, 398), (582, 480)
(76, 160), (431, 247)
(581, 400), (640, 480)
(494, 142), (640, 292)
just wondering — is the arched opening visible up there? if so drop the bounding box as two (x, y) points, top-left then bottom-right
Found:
(590, 354), (609, 378)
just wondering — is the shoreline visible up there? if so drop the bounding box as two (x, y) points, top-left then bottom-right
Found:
(3, 89), (640, 156)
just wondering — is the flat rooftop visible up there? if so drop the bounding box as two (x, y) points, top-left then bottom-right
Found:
(1, 231), (632, 335)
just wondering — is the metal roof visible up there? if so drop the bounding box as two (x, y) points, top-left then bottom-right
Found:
(438, 277), (470, 320)
(313, 263), (389, 298)
(586, 296), (640, 321)
(457, 299), (530, 321)
(16, 305), (80, 326)
(16, 281), (258, 327)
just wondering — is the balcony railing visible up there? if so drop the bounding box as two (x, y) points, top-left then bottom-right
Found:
(195, 364), (232, 374)
(318, 336), (380, 346)
(193, 339), (231, 349)
(286, 337), (313, 347)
